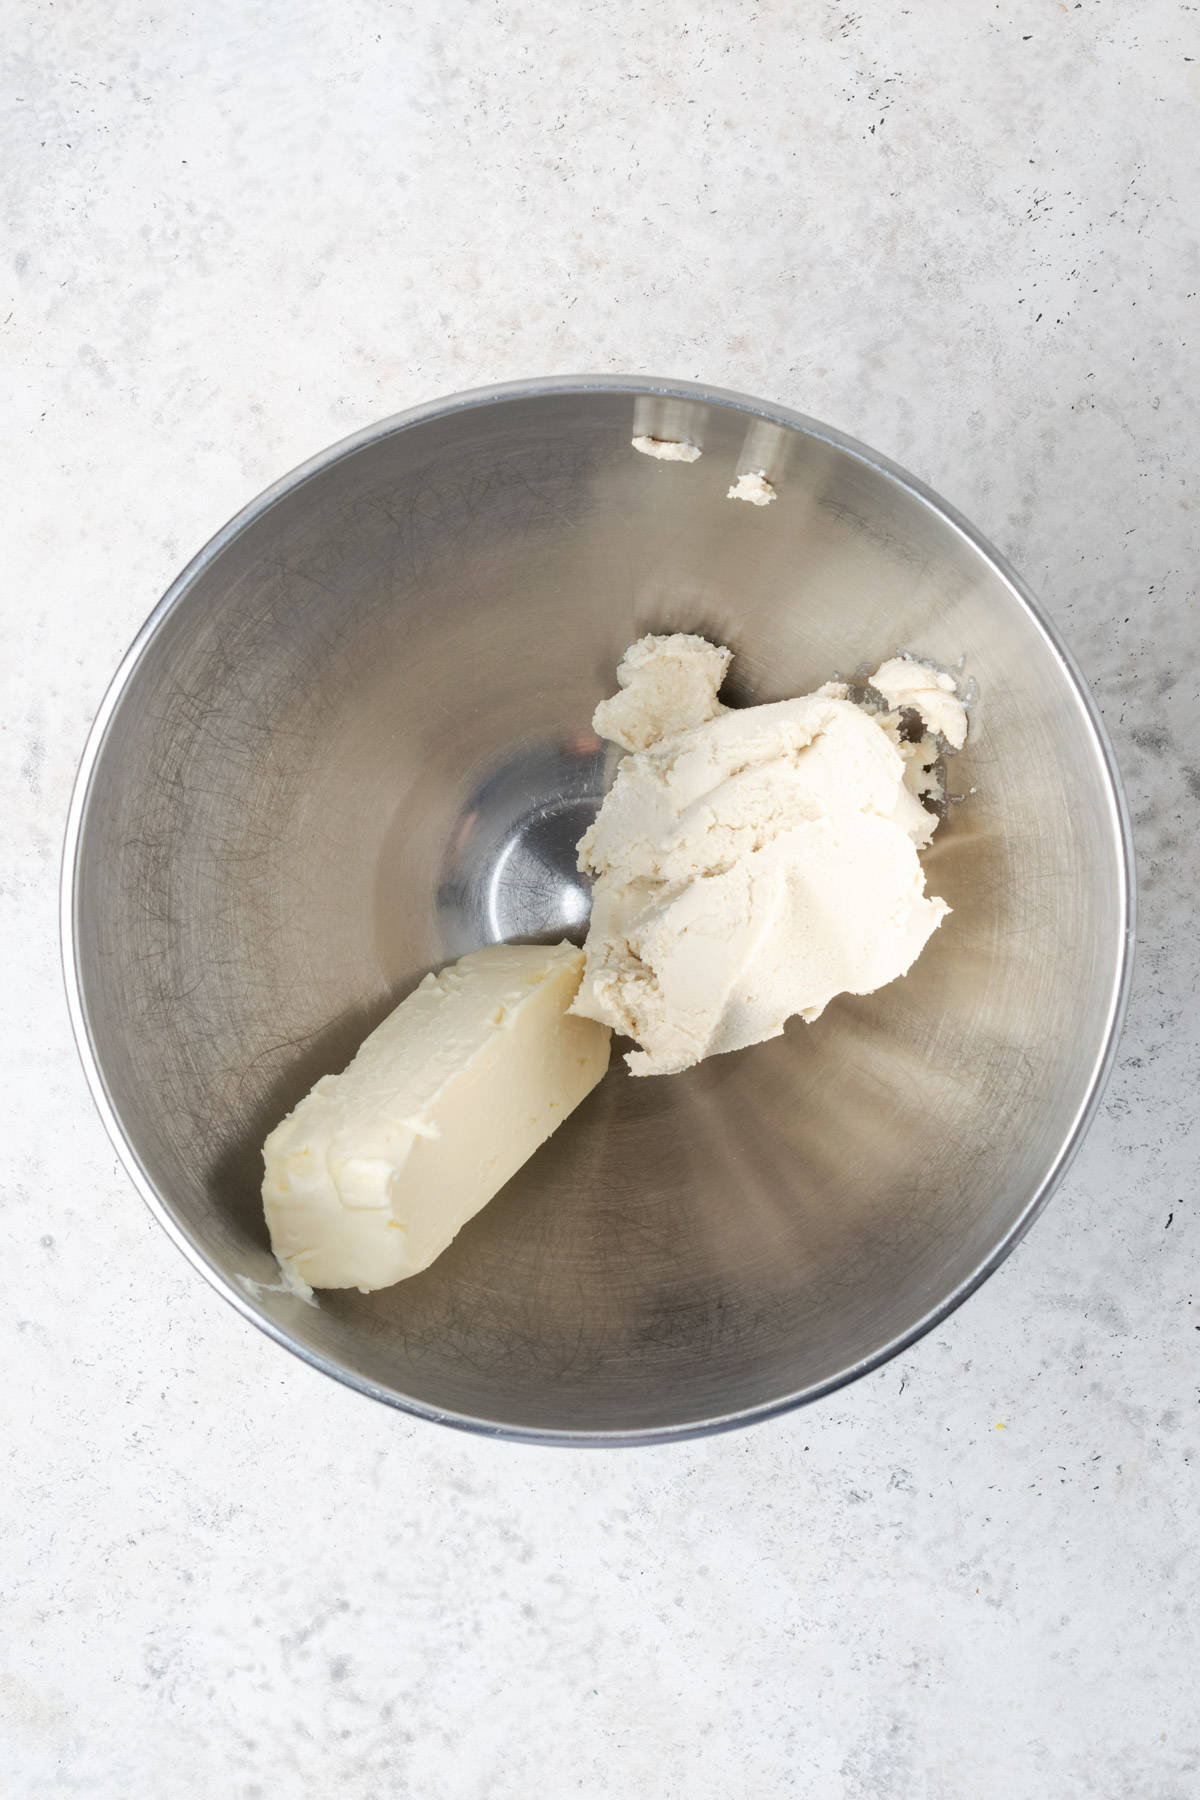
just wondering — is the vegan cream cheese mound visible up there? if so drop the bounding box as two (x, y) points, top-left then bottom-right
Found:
(571, 634), (967, 1076)
(263, 942), (610, 1292)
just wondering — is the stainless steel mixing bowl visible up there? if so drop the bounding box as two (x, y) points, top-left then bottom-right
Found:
(62, 377), (1133, 1443)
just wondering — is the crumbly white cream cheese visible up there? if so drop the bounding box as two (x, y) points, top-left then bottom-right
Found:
(572, 635), (964, 1076)
(631, 435), (702, 462)
(263, 943), (610, 1290)
(592, 632), (731, 752)
(727, 470), (776, 506)
(869, 655), (968, 749)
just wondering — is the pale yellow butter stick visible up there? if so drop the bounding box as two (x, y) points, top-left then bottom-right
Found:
(262, 942), (610, 1292)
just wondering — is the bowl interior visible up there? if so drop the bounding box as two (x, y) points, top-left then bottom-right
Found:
(69, 384), (1129, 1438)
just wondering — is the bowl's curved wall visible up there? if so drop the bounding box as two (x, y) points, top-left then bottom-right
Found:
(65, 380), (1132, 1439)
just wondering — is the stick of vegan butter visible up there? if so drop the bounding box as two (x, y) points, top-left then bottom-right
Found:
(262, 942), (610, 1292)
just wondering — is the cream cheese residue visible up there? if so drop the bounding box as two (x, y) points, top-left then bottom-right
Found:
(726, 471), (776, 506)
(632, 435), (703, 462)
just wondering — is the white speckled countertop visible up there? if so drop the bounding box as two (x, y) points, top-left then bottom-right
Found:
(4, 3), (1198, 1795)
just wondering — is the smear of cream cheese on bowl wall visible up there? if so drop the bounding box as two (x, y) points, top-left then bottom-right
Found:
(631, 435), (703, 462)
(726, 471), (777, 506)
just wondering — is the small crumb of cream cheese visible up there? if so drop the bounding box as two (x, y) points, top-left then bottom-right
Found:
(631, 435), (702, 462)
(726, 470), (776, 506)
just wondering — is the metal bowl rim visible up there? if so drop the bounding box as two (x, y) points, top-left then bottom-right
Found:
(59, 373), (1137, 1446)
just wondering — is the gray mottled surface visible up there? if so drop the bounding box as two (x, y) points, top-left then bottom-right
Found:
(3, 2), (1197, 1795)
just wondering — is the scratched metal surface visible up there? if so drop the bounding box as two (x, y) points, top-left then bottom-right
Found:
(66, 381), (1130, 1437)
